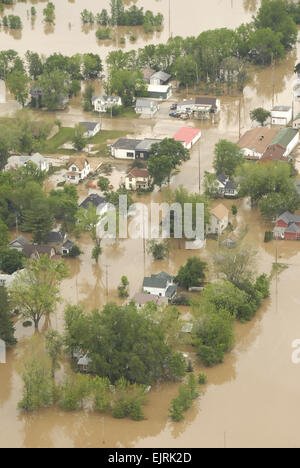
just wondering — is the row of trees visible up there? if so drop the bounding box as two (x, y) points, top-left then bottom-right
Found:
(81, 1), (163, 33)
(105, 0), (298, 91)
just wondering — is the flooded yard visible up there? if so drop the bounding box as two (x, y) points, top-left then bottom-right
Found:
(1, 0), (300, 449)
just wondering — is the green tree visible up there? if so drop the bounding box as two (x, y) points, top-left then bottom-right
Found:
(147, 240), (170, 260)
(213, 139), (244, 176)
(175, 257), (207, 290)
(203, 172), (220, 198)
(75, 203), (102, 262)
(7, 70), (30, 107)
(72, 124), (86, 151)
(118, 275), (129, 298)
(19, 353), (53, 411)
(250, 107), (271, 126)
(9, 255), (68, 329)
(214, 246), (257, 286)
(22, 198), (54, 244)
(108, 69), (147, 107)
(0, 286), (16, 345)
(45, 330), (64, 379)
(37, 70), (68, 110)
(0, 248), (25, 274)
(0, 219), (9, 248)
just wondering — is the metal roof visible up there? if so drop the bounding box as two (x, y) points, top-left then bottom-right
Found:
(270, 128), (299, 148)
(111, 138), (142, 150)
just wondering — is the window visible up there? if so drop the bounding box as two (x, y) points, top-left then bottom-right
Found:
(126, 152), (134, 158)
(72, 166), (77, 172)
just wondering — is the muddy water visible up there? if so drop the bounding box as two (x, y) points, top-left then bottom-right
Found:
(0, 0), (256, 56)
(2, 0), (300, 449)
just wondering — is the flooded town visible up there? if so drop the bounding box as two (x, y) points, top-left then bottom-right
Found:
(1, 0), (300, 451)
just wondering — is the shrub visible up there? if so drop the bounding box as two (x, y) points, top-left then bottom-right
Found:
(198, 373), (207, 385)
(264, 231), (273, 243)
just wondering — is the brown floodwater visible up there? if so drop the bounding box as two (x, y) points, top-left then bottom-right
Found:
(2, 0), (300, 449)
(0, 0), (256, 56)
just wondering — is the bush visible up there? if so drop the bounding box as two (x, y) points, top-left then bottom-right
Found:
(97, 176), (110, 191)
(67, 245), (82, 258)
(96, 28), (111, 40)
(198, 373), (207, 385)
(264, 231), (273, 243)
(231, 204), (237, 215)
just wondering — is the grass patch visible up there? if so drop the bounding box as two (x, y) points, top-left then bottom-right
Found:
(41, 127), (75, 154)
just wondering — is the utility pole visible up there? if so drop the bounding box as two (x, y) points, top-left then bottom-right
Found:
(271, 53), (275, 109)
(238, 97), (241, 139)
(169, 0), (171, 39)
(103, 264), (111, 300)
(198, 139), (201, 194)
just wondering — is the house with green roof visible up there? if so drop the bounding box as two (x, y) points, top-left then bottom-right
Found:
(142, 272), (177, 300)
(293, 112), (300, 129)
(269, 127), (299, 157)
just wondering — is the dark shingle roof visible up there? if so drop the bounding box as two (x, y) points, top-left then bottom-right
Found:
(62, 240), (75, 250)
(111, 138), (142, 150)
(135, 139), (162, 152)
(23, 244), (55, 258)
(276, 211), (300, 225)
(143, 272), (173, 289)
(9, 236), (30, 248)
(79, 122), (99, 131)
(80, 194), (107, 210)
(45, 231), (65, 243)
(285, 222), (300, 234)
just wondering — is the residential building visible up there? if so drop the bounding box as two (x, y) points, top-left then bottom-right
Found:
(270, 127), (299, 156)
(0, 269), (24, 288)
(237, 127), (279, 159)
(274, 211), (300, 240)
(149, 71), (171, 86)
(9, 236), (30, 251)
(177, 97), (221, 114)
(125, 167), (152, 191)
(131, 292), (168, 308)
(206, 204), (229, 235)
(135, 99), (159, 118)
(135, 138), (162, 160)
(77, 354), (92, 372)
(293, 112), (300, 129)
(45, 230), (67, 254)
(173, 127), (201, 149)
(111, 138), (142, 159)
(216, 174), (238, 197)
(5, 153), (50, 172)
(92, 95), (122, 113)
(147, 84), (172, 100)
(23, 244), (57, 260)
(143, 272), (177, 299)
(62, 240), (75, 256)
(271, 106), (292, 126)
(65, 158), (91, 185)
(141, 67), (156, 83)
(261, 144), (287, 163)
(79, 193), (109, 217)
(79, 122), (101, 138)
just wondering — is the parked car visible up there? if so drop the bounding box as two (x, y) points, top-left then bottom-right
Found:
(180, 114), (189, 120)
(170, 104), (177, 110)
(169, 112), (178, 117)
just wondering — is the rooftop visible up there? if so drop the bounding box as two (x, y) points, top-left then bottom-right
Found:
(261, 144), (286, 162)
(276, 211), (300, 225)
(135, 138), (162, 152)
(45, 231), (66, 244)
(127, 167), (150, 179)
(211, 204), (229, 220)
(143, 272), (173, 289)
(79, 122), (100, 131)
(111, 138), (142, 150)
(9, 236), (30, 248)
(23, 244), (55, 258)
(132, 293), (168, 306)
(150, 71), (171, 83)
(67, 158), (89, 171)
(178, 97), (218, 107)
(135, 99), (158, 108)
(173, 127), (201, 146)
(270, 127), (299, 148)
(272, 106), (292, 112)
(80, 193), (107, 210)
(238, 127), (279, 154)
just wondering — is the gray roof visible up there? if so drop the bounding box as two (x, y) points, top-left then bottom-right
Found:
(151, 71), (171, 83)
(178, 97), (218, 107)
(79, 122), (99, 131)
(111, 138), (142, 150)
(143, 272), (173, 289)
(80, 194), (107, 210)
(62, 240), (75, 250)
(9, 236), (30, 248)
(92, 95), (121, 104)
(135, 139), (162, 152)
(285, 222), (300, 233)
(166, 284), (177, 298)
(45, 231), (65, 243)
(135, 99), (158, 108)
(132, 293), (168, 306)
(272, 106), (291, 112)
(276, 211), (300, 224)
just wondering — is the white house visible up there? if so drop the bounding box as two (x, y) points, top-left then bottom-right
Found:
(143, 272), (177, 299)
(65, 158), (91, 184)
(173, 127), (201, 150)
(0, 269), (24, 288)
(270, 127), (299, 157)
(216, 174), (238, 198)
(111, 138), (142, 159)
(149, 71), (171, 86)
(177, 97), (221, 114)
(237, 127), (279, 159)
(135, 99), (159, 118)
(125, 167), (152, 191)
(92, 95), (122, 113)
(147, 84), (172, 100)
(79, 122), (101, 138)
(206, 204), (229, 235)
(5, 153), (50, 172)
(293, 112), (300, 129)
(271, 106), (292, 126)
(9, 236), (30, 251)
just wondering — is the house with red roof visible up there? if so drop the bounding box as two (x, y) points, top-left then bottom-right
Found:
(125, 167), (152, 191)
(173, 127), (201, 149)
(273, 211), (300, 240)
